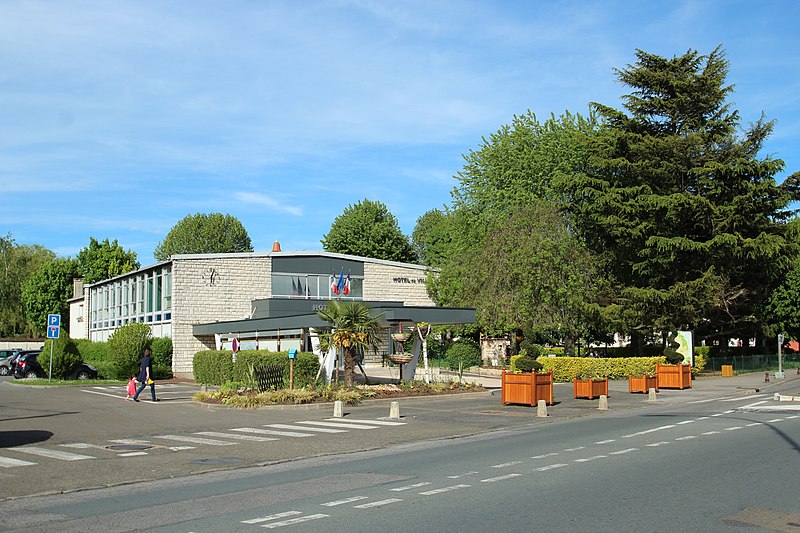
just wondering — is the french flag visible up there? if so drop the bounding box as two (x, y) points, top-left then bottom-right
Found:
(342, 271), (351, 295)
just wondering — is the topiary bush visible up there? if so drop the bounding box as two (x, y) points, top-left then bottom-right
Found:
(512, 355), (543, 373)
(445, 339), (482, 372)
(107, 322), (152, 380)
(40, 332), (82, 379)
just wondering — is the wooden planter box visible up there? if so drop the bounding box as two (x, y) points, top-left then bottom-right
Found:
(628, 374), (658, 393)
(573, 377), (608, 400)
(501, 370), (554, 406)
(656, 363), (692, 389)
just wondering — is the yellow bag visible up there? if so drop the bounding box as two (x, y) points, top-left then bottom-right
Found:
(147, 379), (154, 385)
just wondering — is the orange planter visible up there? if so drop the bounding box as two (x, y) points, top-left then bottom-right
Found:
(501, 370), (554, 406)
(656, 363), (692, 389)
(628, 374), (658, 393)
(573, 377), (608, 400)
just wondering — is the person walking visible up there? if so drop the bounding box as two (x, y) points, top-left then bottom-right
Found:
(133, 347), (158, 402)
(125, 374), (137, 400)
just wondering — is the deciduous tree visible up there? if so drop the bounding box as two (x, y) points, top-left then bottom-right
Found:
(22, 258), (79, 336)
(77, 237), (140, 284)
(154, 213), (253, 261)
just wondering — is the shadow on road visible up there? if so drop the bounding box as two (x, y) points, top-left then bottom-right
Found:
(0, 430), (54, 447)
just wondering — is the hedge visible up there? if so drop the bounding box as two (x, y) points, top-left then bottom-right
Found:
(536, 353), (707, 382)
(193, 350), (320, 387)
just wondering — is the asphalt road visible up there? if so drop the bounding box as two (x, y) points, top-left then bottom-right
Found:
(0, 373), (798, 531)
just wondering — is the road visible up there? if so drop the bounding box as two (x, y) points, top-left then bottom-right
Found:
(0, 374), (798, 532)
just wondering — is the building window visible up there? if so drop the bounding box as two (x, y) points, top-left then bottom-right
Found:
(271, 273), (362, 299)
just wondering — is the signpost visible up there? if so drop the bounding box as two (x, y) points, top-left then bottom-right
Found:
(231, 337), (239, 363)
(776, 333), (785, 379)
(47, 314), (60, 382)
(288, 349), (297, 390)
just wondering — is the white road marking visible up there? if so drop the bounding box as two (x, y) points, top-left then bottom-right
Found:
(722, 394), (767, 402)
(0, 456), (37, 467)
(491, 461), (522, 468)
(261, 514), (329, 528)
(195, 431), (278, 442)
(609, 448), (638, 455)
(9, 446), (94, 461)
(623, 425), (675, 438)
(420, 484), (470, 495)
(675, 436), (697, 441)
(109, 438), (151, 444)
(534, 464), (568, 472)
(81, 389), (125, 399)
(168, 446), (195, 451)
(60, 443), (94, 449)
(153, 435), (236, 446)
(481, 473), (522, 482)
(295, 420), (378, 430)
(324, 418), (406, 426)
(321, 496), (368, 506)
(739, 400), (768, 409)
(264, 424), (345, 434)
(242, 511), (302, 524)
(390, 482), (431, 492)
(532, 452), (560, 459)
(232, 427), (312, 438)
(746, 422), (764, 427)
(767, 418), (784, 423)
(118, 451), (148, 457)
(645, 441), (670, 447)
(724, 426), (743, 431)
(564, 446), (585, 452)
(353, 498), (402, 509)
(676, 420), (694, 425)
(575, 455), (607, 463)
(701, 431), (721, 435)
(446, 471), (477, 479)
(595, 439), (616, 444)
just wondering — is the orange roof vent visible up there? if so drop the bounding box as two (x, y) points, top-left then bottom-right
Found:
(272, 241), (282, 252)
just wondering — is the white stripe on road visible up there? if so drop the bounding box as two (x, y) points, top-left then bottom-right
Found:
(722, 394), (767, 402)
(574, 455), (607, 463)
(264, 424), (345, 434)
(0, 456), (37, 467)
(233, 427), (315, 438)
(195, 431), (278, 442)
(675, 436), (697, 441)
(242, 511), (302, 524)
(534, 464), (568, 472)
(563, 446), (585, 452)
(153, 435), (236, 446)
(295, 420), (379, 430)
(702, 431), (721, 435)
(767, 418), (784, 423)
(446, 471), (477, 479)
(419, 484), (470, 495)
(645, 441), (670, 447)
(353, 498), (403, 509)
(324, 418), (406, 426)
(481, 473), (522, 482)
(109, 438), (151, 444)
(9, 446), (94, 461)
(595, 439), (616, 444)
(321, 496), (368, 507)
(491, 461), (522, 468)
(623, 425), (675, 438)
(261, 514), (329, 528)
(390, 482), (431, 492)
(609, 448), (638, 455)
(118, 451), (148, 457)
(532, 452), (559, 459)
(724, 426), (743, 431)
(676, 420), (694, 425)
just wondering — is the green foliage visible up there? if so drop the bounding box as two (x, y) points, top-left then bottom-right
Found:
(40, 332), (82, 379)
(154, 212), (253, 261)
(412, 209), (453, 268)
(445, 339), (482, 371)
(22, 257), (79, 336)
(0, 233), (55, 337)
(321, 199), (417, 263)
(692, 348), (708, 376)
(316, 300), (383, 387)
(150, 337), (173, 379)
(510, 355), (543, 373)
(107, 322), (152, 380)
(536, 356), (666, 382)
(192, 350), (320, 387)
(663, 331), (683, 364)
(76, 237), (139, 284)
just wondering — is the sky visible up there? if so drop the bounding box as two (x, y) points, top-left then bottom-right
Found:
(2, 1), (799, 266)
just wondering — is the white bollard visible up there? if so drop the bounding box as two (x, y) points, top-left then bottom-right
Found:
(389, 401), (400, 419)
(599, 395), (609, 410)
(648, 388), (657, 401)
(536, 399), (548, 417)
(333, 400), (344, 418)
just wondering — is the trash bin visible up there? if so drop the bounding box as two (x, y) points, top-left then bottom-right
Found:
(721, 365), (733, 377)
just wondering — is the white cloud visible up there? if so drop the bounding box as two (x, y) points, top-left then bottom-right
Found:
(234, 192), (303, 216)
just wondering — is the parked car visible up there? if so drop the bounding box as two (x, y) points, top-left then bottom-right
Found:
(2, 349), (40, 376)
(13, 352), (97, 380)
(0, 349), (20, 375)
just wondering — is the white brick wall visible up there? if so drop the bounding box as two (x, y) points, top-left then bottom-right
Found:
(363, 263), (435, 306)
(171, 256), (271, 376)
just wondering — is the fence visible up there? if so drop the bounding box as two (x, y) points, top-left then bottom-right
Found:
(705, 353), (800, 373)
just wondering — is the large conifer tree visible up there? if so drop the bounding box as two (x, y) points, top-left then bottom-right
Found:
(561, 47), (800, 341)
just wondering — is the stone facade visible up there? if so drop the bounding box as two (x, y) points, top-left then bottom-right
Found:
(363, 262), (434, 306)
(171, 254), (271, 377)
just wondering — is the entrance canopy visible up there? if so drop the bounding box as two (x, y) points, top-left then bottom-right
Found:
(192, 298), (476, 336)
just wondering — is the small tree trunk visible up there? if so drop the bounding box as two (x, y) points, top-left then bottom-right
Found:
(343, 347), (356, 388)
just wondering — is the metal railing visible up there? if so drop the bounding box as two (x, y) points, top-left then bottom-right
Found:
(704, 353), (800, 373)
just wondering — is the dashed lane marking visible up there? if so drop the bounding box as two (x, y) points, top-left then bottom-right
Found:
(532, 452), (559, 459)
(574, 455), (607, 463)
(263, 424), (345, 434)
(491, 461), (522, 468)
(261, 514), (329, 528)
(353, 498), (402, 509)
(231, 427), (314, 438)
(321, 496), (368, 507)
(295, 420), (379, 430)
(675, 436), (697, 441)
(0, 456), (37, 467)
(481, 473), (522, 482)
(609, 448), (638, 455)
(324, 418), (406, 426)
(645, 441), (670, 447)
(595, 439), (616, 444)
(242, 511), (301, 525)
(623, 424), (675, 438)
(390, 482), (431, 492)
(534, 463), (568, 472)
(563, 446), (585, 452)
(446, 471), (477, 479)
(419, 484), (470, 496)
(153, 435), (237, 446)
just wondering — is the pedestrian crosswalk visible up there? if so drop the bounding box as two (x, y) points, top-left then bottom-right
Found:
(0, 418), (406, 469)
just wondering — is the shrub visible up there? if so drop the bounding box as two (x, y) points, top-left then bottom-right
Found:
(536, 356), (666, 382)
(150, 337), (173, 379)
(692, 346), (708, 375)
(107, 322), (152, 380)
(512, 355), (543, 373)
(193, 349), (319, 386)
(40, 333), (82, 379)
(74, 339), (112, 363)
(445, 339), (482, 372)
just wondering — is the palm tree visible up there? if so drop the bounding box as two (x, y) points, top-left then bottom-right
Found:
(316, 300), (383, 387)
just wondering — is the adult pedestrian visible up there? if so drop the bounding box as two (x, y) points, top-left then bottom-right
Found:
(133, 347), (158, 402)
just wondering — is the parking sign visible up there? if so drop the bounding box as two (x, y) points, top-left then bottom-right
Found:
(47, 314), (61, 339)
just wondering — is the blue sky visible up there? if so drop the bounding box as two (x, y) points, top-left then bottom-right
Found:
(2, 1), (799, 266)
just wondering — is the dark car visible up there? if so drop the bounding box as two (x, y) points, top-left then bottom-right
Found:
(0, 349), (20, 375)
(3, 349), (40, 376)
(13, 352), (97, 380)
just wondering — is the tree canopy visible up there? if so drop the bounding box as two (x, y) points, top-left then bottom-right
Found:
(559, 46), (800, 341)
(322, 199), (417, 263)
(77, 237), (140, 284)
(0, 233), (55, 336)
(154, 213), (253, 261)
(22, 257), (79, 336)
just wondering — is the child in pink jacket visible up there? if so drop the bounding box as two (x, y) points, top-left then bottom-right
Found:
(125, 375), (137, 400)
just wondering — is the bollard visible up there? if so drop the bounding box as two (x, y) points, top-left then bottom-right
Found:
(333, 400), (343, 418)
(598, 395), (609, 410)
(389, 401), (400, 419)
(765, 372), (770, 382)
(648, 388), (657, 401)
(536, 399), (548, 417)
